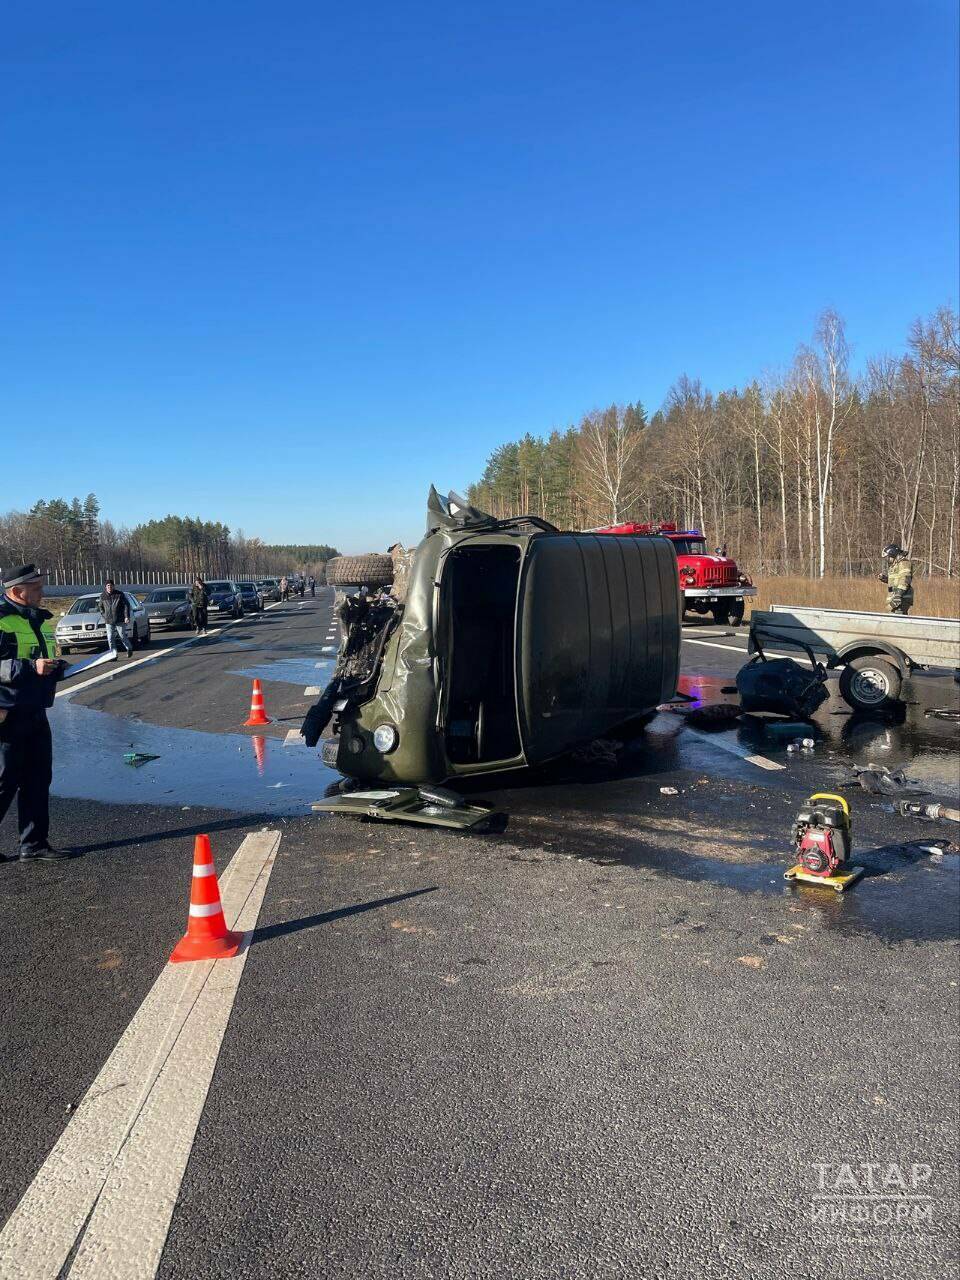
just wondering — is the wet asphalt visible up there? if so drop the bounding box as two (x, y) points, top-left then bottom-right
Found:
(1, 593), (957, 1278)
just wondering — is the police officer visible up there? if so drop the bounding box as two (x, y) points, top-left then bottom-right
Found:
(0, 564), (69, 861)
(879, 543), (914, 615)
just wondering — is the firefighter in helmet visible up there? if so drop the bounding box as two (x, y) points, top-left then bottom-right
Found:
(879, 544), (914, 615)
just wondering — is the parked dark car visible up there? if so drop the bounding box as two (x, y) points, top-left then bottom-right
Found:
(303, 487), (681, 786)
(204, 581), (242, 619)
(143, 587), (193, 630)
(237, 581), (263, 612)
(257, 578), (281, 602)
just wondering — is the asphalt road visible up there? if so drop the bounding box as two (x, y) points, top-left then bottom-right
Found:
(1, 593), (957, 1279)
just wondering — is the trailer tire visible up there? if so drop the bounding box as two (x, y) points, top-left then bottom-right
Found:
(839, 656), (902, 713)
(325, 554), (394, 589)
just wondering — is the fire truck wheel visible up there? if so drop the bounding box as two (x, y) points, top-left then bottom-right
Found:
(728, 598), (745, 625)
(711, 603), (732, 625)
(838, 656), (902, 713)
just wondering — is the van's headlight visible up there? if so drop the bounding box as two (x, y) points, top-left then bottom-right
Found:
(373, 724), (399, 753)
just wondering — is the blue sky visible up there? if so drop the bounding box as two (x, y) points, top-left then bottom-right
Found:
(1, 1), (956, 552)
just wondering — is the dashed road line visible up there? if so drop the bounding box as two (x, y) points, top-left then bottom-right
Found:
(0, 830), (281, 1280)
(682, 637), (794, 659)
(304, 685), (321, 695)
(685, 726), (786, 771)
(284, 729), (305, 746)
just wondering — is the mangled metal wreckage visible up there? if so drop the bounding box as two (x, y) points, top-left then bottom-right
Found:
(304, 488), (681, 824)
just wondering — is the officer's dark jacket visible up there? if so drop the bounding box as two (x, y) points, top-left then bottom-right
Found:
(0, 594), (57, 713)
(189, 584), (209, 607)
(98, 591), (128, 624)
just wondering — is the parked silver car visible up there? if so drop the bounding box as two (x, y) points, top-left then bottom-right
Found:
(55, 591), (151, 654)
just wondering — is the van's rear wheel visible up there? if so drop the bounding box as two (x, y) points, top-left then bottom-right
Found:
(326, 554), (394, 589)
(839, 656), (902, 712)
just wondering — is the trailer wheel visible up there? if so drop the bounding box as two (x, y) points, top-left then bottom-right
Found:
(325, 554), (394, 589)
(839, 656), (902, 712)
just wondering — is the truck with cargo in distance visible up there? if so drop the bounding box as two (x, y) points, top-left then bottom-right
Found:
(748, 605), (960, 713)
(593, 522), (756, 624)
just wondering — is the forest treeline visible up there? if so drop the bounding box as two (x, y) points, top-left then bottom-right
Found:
(467, 306), (959, 579)
(0, 497), (339, 581)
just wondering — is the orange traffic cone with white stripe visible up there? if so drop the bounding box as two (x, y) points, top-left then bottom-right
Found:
(244, 678), (271, 727)
(169, 835), (244, 963)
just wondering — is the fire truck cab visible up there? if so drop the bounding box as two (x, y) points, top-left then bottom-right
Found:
(595, 521), (757, 625)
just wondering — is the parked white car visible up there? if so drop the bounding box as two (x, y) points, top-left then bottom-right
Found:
(55, 592), (151, 654)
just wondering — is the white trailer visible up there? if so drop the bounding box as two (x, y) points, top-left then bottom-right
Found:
(748, 606), (960, 712)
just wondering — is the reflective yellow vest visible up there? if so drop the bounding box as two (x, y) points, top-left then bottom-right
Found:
(0, 612), (57, 660)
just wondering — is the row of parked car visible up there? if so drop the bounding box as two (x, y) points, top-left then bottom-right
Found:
(54, 578), (287, 654)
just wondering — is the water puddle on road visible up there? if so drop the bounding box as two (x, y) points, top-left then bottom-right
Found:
(50, 700), (338, 814)
(227, 658), (335, 687)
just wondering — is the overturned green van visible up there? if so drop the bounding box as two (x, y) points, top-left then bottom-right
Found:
(303, 488), (681, 787)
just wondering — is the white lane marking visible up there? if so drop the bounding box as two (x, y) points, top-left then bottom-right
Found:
(0, 830), (280, 1280)
(304, 686), (321, 695)
(681, 627), (735, 636)
(684, 726), (786, 771)
(67, 833), (279, 1280)
(682, 637), (795, 659)
(284, 729), (305, 746)
(57, 600), (287, 700)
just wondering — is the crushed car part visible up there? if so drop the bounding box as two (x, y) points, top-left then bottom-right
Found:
(311, 787), (497, 830)
(735, 629), (828, 720)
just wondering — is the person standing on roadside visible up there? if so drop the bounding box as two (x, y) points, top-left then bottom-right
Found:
(879, 543), (914, 615)
(190, 576), (209, 634)
(280, 575), (289, 601)
(98, 579), (133, 659)
(308, 576), (315, 597)
(0, 564), (70, 862)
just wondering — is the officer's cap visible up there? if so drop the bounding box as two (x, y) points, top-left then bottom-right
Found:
(1, 564), (47, 589)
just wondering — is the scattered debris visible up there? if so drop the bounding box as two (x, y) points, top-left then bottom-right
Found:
(686, 702), (742, 728)
(853, 764), (927, 796)
(763, 721), (811, 739)
(571, 738), (621, 765)
(659, 786), (679, 796)
(924, 707), (960, 722)
(123, 752), (160, 768)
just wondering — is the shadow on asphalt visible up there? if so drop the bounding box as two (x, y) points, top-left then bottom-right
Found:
(252, 886), (438, 945)
(70, 815), (259, 856)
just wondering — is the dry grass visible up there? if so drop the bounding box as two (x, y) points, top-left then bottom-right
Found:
(746, 575), (959, 619)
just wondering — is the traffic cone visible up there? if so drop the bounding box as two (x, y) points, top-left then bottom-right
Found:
(244, 678), (271, 727)
(169, 835), (244, 963)
(251, 734), (266, 776)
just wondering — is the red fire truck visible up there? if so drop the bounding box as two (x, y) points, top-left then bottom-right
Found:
(595, 521), (757, 624)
